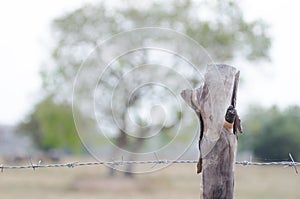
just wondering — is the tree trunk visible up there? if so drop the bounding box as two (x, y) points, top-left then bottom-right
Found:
(181, 64), (240, 199)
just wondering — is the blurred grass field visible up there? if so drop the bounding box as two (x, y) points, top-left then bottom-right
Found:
(0, 157), (299, 199)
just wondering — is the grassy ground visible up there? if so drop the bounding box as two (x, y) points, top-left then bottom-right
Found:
(0, 157), (299, 199)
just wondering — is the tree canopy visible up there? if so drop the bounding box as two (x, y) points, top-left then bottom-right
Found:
(21, 0), (271, 154)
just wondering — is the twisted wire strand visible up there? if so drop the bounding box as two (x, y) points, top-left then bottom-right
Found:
(0, 160), (299, 170)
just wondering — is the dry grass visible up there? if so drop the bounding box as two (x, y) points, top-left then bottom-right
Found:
(0, 157), (299, 199)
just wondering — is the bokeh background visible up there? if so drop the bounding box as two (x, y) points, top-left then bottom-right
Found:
(0, 0), (299, 198)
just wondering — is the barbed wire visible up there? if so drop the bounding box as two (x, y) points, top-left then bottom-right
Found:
(0, 153), (298, 173)
(0, 159), (299, 172)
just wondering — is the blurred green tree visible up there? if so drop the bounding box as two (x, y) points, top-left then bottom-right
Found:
(21, 0), (271, 155)
(18, 97), (82, 153)
(240, 105), (300, 160)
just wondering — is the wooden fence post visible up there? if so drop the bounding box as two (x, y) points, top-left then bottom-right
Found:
(181, 64), (242, 199)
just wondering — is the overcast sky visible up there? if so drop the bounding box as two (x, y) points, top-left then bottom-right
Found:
(0, 0), (299, 125)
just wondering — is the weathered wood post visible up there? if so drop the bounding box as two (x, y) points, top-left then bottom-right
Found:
(181, 64), (242, 199)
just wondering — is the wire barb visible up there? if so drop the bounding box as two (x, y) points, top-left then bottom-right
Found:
(30, 158), (36, 171)
(151, 152), (160, 168)
(289, 153), (298, 174)
(66, 162), (78, 168)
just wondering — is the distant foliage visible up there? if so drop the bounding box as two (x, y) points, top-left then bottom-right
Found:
(41, 0), (271, 98)
(21, 0), (271, 153)
(240, 105), (300, 160)
(18, 97), (82, 153)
